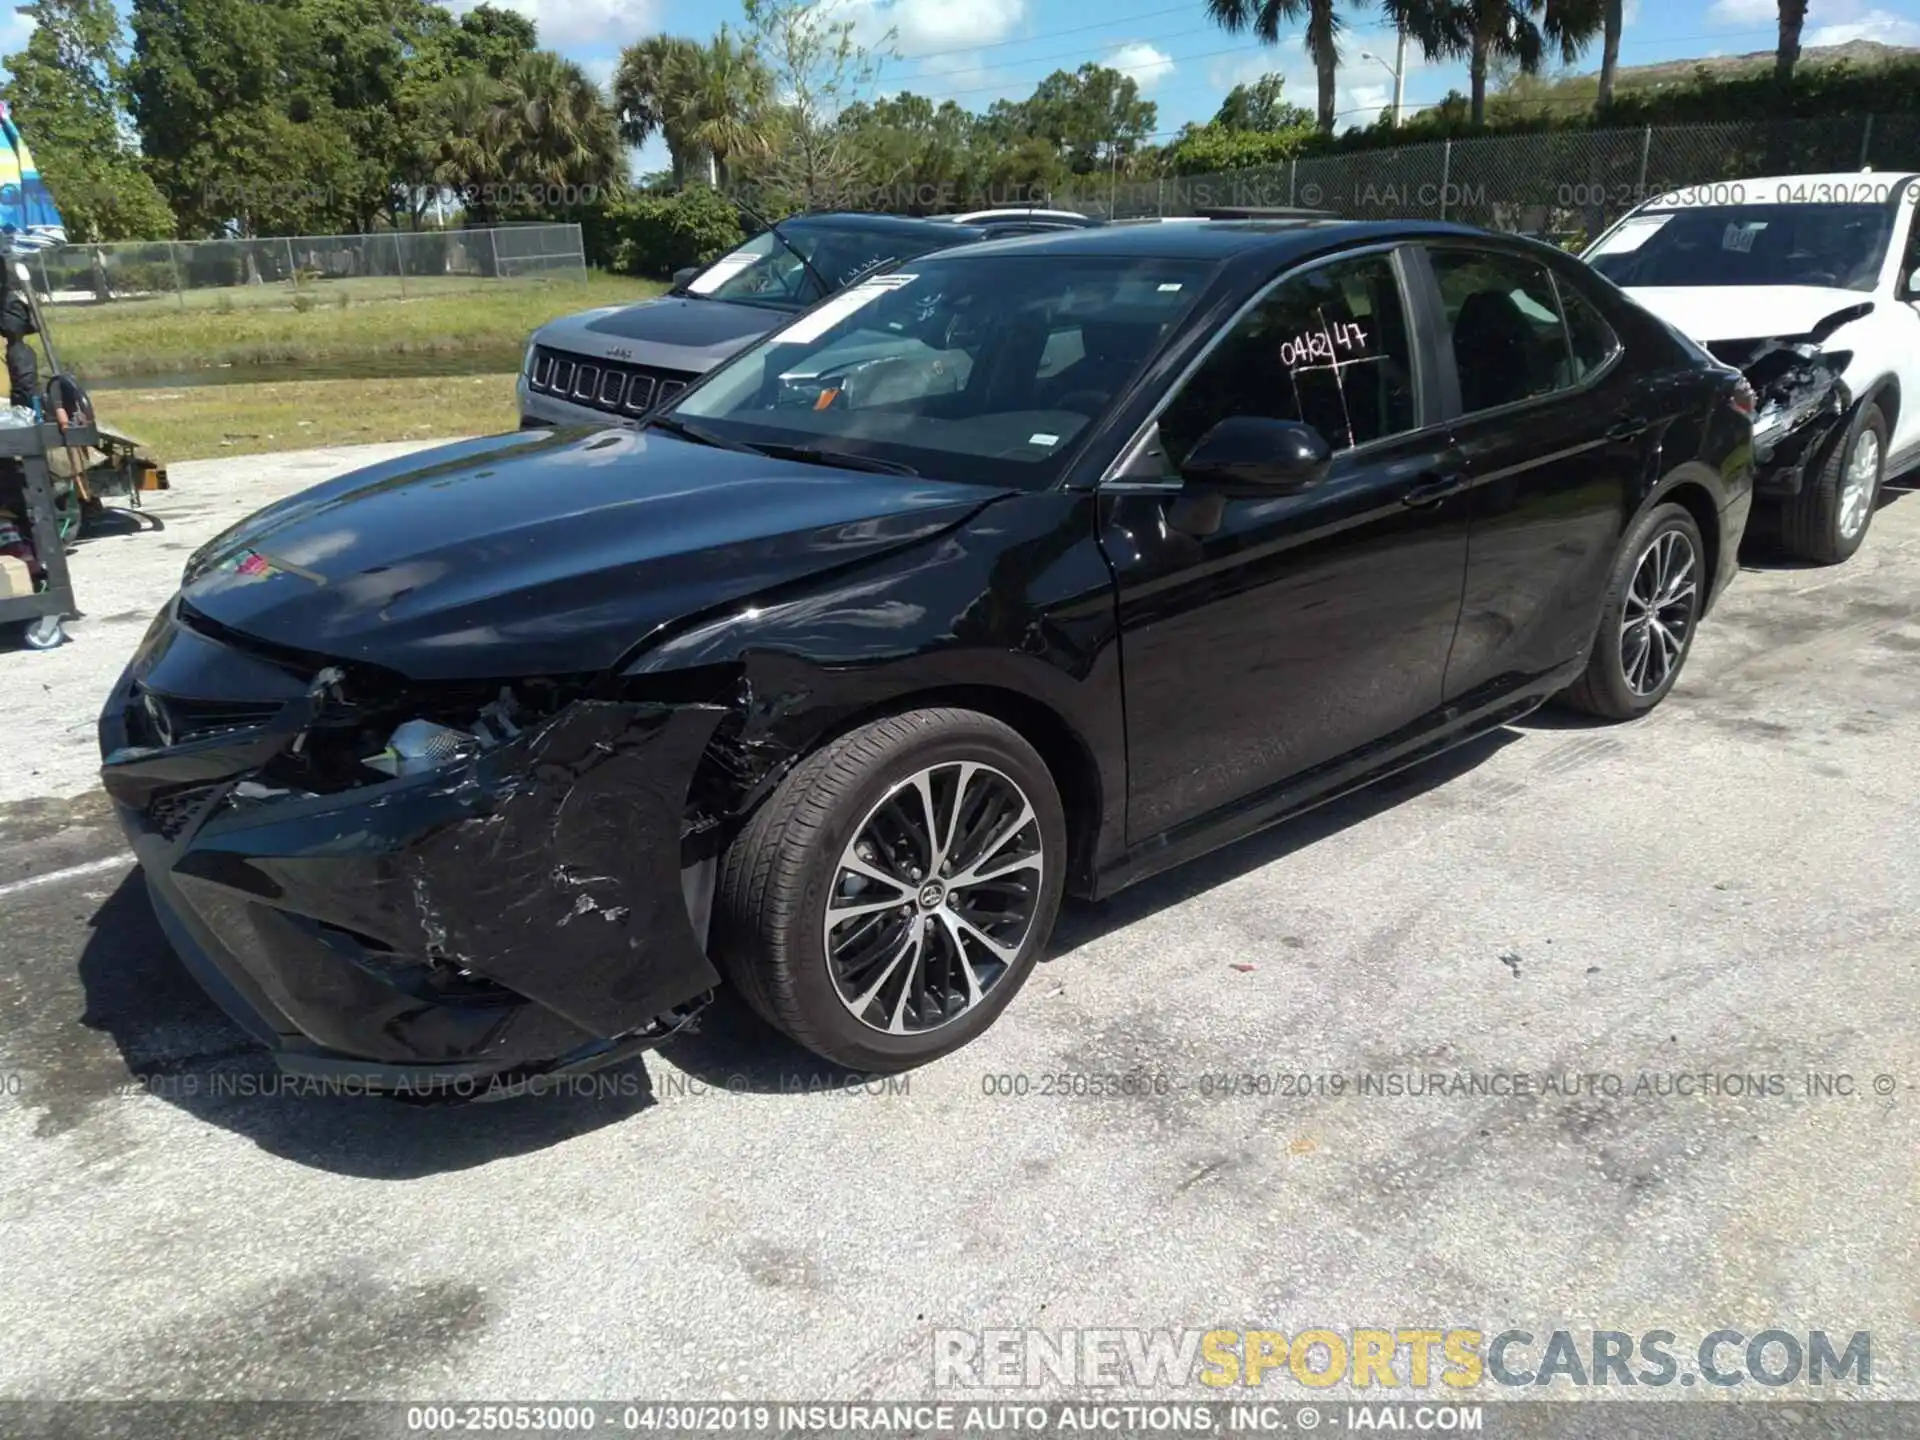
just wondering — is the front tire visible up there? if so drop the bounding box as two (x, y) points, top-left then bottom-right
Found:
(1779, 401), (1886, 565)
(1561, 501), (1705, 721)
(713, 707), (1067, 1071)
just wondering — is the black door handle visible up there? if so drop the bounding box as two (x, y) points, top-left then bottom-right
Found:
(1608, 415), (1649, 442)
(1403, 471), (1467, 508)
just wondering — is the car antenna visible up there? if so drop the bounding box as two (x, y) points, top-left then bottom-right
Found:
(733, 193), (834, 301)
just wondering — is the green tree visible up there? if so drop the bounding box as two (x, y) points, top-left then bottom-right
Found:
(492, 50), (623, 208)
(612, 34), (705, 184)
(836, 91), (980, 207)
(1, 0), (176, 240)
(675, 31), (775, 188)
(740, 0), (891, 212)
(408, 3), (536, 85)
(1205, 0), (1344, 134)
(426, 69), (511, 224)
(1212, 72), (1313, 131)
(985, 64), (1157, 174)
(1386, 0), (1595, 126)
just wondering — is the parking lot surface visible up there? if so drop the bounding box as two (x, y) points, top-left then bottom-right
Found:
(2, 446), (1918, 1406)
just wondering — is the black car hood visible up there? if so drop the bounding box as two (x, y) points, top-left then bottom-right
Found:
(179, 429), (1009, 681)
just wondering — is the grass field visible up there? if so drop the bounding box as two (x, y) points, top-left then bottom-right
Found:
(101, 373), (521, 461)
(48, 271), (661, 378)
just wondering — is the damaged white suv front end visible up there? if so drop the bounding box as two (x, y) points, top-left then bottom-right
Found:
(1586, 172), (1920, 563)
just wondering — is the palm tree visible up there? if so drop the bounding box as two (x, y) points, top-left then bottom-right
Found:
(675, 30), (776, 188)
(1387, 0), (1595, 126)
(614, 35), (704, 184)
(497, 50), (624, 199)
(1206, 0), (1345, 135)
(1775, 0), (1807, 86)
(430, 71), (512, 226)
(1593, 0), (1622, 111)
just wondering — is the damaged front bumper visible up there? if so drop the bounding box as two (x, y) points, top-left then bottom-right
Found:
(1710, 321), (1860, 499)
(98, 603), (725, 1098)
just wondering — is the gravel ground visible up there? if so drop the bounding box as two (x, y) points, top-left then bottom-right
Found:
(2, 444), (1917, 1418)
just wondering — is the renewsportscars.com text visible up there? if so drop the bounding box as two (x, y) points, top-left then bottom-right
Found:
(932, 1328), (1872, 1390)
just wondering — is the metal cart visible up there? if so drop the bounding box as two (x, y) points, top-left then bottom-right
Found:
(0, 419), (96, 650)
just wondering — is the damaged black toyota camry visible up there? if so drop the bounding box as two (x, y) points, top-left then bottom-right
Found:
(100, 221), (1754, 1094)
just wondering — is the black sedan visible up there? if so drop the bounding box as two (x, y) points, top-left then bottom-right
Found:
(99, 220), (1754, 1093)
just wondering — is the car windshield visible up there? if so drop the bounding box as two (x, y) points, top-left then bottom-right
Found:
(1587, 203), (1893, 291)
(667, 253), (1213, 488)
(680, 221), (958, 310)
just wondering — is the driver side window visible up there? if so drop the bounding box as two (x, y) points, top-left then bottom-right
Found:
(1157, 254), (1417, 466)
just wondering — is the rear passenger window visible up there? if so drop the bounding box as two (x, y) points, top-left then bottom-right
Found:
(1557, 279), (1621, 383)
(1158, 253), (1417, 459)
(1429, 249), (1575, 414)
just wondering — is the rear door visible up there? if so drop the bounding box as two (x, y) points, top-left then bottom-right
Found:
(1415, 243), (1655, 706)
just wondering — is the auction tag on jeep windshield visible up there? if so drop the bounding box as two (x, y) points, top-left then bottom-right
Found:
(771, 273), (917, 345)
(685, 252), (759, 294)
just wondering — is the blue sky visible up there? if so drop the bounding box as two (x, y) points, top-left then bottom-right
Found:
(8, 0), (1918, 178)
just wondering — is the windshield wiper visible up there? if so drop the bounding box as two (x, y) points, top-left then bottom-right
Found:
(734, 196), (834, 303)
(751, 441), (920, 477)
(645, 414), (764, 453)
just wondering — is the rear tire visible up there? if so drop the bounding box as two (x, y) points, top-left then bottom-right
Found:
(1778, 401), (1885, 565)
(713, 707), (1066, 1072)
(1560, 502), (1704, 721)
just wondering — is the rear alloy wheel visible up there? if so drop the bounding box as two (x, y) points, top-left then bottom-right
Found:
(1779, 401), (1886, 565)
(714, 708), (1066, 1071)
(1561, 502), (1704, 721)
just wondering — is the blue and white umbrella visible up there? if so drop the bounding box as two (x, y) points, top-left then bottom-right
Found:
(0, 99), (66, 253)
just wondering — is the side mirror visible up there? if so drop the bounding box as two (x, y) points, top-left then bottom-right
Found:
(1182, 416), (1332, 494)
(671, 265), (700, 290)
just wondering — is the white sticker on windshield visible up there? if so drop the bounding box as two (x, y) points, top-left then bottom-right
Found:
(1029, 432), (1059, 446)
(1157, 282), (1184, 292)
(1722, 220), (1767, 253)
(771, 274), (918, 345)
(685, 252), (758, 294)
(1589, 214), (1671, 257)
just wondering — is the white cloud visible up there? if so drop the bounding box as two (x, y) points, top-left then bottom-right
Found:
(844, 0), (1026, 57)
(1106, 41), (1176, 89)
(441, 0), (661, 50)
(1622, 0), (1642, 25)
(1206, 53), (1279, 92)
(1807, 8), (1920, 44)
(1341, 81), (1390, 120)
(1704, 0), (1775, 25)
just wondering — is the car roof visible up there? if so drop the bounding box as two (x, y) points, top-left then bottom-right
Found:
(936, 217), (1505, 262)
(787, 211), (989, 239)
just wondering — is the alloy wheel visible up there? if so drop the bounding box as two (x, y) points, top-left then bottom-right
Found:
(1838, 427), (1882, 542)
(823, 761), (1044, 1035)
(1620, 528), (1697, 698)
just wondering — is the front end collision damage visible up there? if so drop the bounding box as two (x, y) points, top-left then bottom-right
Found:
(100, 614), (731, 1095)
(1712, 302), (1872, 496)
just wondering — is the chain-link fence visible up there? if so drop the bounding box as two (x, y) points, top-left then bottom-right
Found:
(1057, 114), (1920, 244)
(30, 223), (587, 313)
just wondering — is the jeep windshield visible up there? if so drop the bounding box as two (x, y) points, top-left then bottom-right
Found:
(664, 253), (1212, 489)
(1588, 203), (1894, 291)
(678, 220), (963, 311)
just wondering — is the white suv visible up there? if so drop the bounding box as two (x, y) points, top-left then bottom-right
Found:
(1585, 172), (1920, 562)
